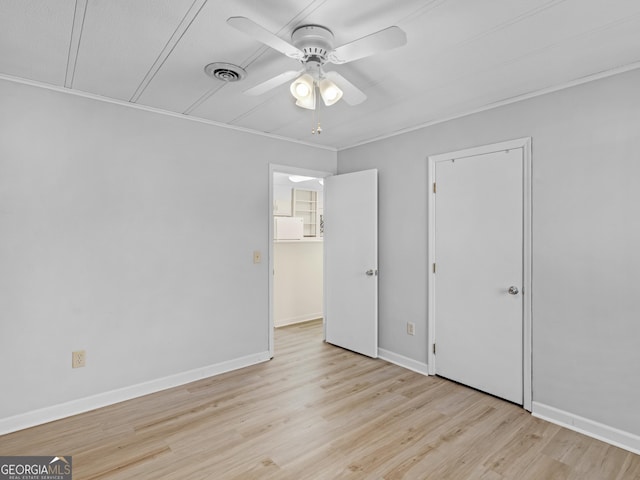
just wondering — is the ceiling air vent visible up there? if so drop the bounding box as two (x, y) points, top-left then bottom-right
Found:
(204, 62), (247, 82)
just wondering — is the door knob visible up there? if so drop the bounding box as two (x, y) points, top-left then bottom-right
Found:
(365, 269), (377, 276)
(508, 286), (519, 295)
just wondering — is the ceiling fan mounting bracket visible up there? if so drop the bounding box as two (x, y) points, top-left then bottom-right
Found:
(291, 25), (334, 65)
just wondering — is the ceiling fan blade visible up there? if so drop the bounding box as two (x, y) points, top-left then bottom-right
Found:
(227, 17), (304, 60)
(324, 71), (367, 106)
(328, 26), (407, 64)
(244, 70), (303, 96)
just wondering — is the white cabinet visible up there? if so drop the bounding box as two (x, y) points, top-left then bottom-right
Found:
(293, 189), (318, 237)
(273, 186), (323, 239)
(274, 217), (304, 240)
(273, 185), (292, 216)
(274, 199), (292, 216)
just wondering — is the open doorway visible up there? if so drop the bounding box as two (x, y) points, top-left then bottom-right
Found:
(268, 165), (331, 357)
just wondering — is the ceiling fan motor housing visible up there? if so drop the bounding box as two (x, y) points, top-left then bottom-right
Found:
(291, 25), (334, 65)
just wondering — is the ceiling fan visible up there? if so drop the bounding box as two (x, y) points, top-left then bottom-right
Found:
(226, 16), (407, 110)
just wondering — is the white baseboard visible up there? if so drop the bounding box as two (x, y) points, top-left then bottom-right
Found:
(378, 348), (429, 376)
(532, 402), (640, 455)
(0, 351), (271, 436)
(275, 313), (323, 328)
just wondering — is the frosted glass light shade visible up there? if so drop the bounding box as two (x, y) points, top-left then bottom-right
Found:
(290, 74), (316, 110)
(318, 78), (343, 106)
(294, 82), (311, 97)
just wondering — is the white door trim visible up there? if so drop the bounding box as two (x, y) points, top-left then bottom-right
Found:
(268, 164), (333, 358)
(427, 138), (532, 411)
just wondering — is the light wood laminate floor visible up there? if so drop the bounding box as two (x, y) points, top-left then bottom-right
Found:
(1, 320), (638, 479)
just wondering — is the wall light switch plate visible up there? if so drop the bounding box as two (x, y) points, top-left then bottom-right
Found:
(407, 322), (415, 336)
(253, 250), (262, 264)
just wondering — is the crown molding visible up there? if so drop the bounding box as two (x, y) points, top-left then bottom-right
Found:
(0, 73), (337, 153)
(339, 61), (640, 151)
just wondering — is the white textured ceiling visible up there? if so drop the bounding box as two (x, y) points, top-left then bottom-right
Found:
(1, 0), (639, 150)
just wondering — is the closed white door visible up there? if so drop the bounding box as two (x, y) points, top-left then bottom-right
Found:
(434, 148), (524, 404)
(324, 169), (378, 358)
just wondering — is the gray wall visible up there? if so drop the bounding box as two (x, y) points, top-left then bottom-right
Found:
(338, 68), (640, 436)
(0, 79), (336, 420)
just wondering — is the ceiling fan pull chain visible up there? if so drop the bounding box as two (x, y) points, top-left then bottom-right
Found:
(315, 93), (323, 134)
(310, 93), (322, 135)
(311, 105), (316, 134)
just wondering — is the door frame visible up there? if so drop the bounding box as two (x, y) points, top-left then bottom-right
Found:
(427, 137), (532, 411)
(268, 164), (333, 358)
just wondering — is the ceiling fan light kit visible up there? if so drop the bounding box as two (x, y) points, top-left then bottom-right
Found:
(224, 16), (407, 132)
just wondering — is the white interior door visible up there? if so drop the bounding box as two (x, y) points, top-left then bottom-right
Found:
(434, 148), (524, 404)
(324, 169), (378, 358)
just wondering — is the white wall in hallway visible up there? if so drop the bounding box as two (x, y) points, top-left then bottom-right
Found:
(273, 241), (323, 327)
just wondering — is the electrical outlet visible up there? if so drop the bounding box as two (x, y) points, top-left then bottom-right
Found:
(72, 350), (86, 368)
(407, 322), (415, 336)
(253, 250), (262, 264)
